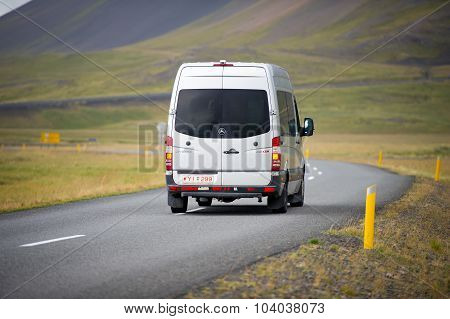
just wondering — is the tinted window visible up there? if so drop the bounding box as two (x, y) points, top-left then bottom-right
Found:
(294, 97), (301, 133)
(277, 91), (289, 136)
(175, 89), (270, 138)
(286, 92), (297, 136)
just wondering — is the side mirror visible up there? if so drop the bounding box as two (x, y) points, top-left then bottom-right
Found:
(302, 118), (314, 136)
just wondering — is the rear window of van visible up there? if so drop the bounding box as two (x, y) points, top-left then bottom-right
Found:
(175, 89), (270, 138)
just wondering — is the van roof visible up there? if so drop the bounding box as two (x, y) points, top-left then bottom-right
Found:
(178, 62), (290, 79)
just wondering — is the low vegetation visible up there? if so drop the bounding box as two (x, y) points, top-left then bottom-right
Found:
(0, 148), (164, 213)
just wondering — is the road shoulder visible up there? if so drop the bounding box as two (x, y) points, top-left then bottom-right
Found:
(186, 177), (449, 298)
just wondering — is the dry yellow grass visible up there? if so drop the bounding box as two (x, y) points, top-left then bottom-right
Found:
(0, 148), (165, 212)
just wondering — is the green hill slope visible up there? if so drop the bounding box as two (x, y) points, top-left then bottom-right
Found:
(0, 0), (448, 103)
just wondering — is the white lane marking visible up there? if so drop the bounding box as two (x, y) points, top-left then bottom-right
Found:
(173, 213), (186, 215)
(20, 235), (85, 247)
(313, 166), (318, 171)
(318, 171), (323, 175)
(308, 176), (315, 181)
(186, 207), (206, 213)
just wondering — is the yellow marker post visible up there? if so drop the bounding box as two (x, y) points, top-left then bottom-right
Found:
(364, 184), (376, 249)
(377, 151), (383, 167)
(76, 144), (81, 152)
(305, 148), (310, 160)
(435, 156), (441, 182)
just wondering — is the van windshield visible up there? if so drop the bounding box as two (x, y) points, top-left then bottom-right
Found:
(175, 89), (270, 138)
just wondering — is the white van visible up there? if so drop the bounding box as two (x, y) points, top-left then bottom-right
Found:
(165, 61), (314, 214)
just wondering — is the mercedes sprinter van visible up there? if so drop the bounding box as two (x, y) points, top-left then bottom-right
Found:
(165, 61), (314, 214)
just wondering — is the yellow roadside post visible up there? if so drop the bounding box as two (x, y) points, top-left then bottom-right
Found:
(305, 148), (310, 160)
(364, 184), (377, 249)
(435, 156), (441, 182)
(76, 144), (81, 152)
(377, 151), (383, 167)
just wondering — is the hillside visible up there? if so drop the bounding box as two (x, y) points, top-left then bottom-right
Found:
(0, 0), (448, 103)
(0, 0), (234, 53)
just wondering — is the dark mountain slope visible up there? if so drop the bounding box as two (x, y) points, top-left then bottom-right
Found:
(0, 0), (233, 53)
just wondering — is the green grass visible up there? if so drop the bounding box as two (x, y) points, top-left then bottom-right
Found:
(272, 0), (449, 64)
(0, 102), (168, 129)
(298, 81), (450, 134)
(0, 102), (168, 144)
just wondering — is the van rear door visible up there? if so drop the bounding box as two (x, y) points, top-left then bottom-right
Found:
(221, 67), (272, 186)
(172, 67), (222, 186)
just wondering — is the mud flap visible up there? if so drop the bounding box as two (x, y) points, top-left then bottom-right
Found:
(168, 193), (186, 208)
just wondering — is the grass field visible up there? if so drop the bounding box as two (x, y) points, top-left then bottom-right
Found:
(0, 80), (448, 144)
(298, 81), (450, 134)
(0, 149), (164, 213)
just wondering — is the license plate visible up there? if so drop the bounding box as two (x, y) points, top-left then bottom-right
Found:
(181, 175), (216, 185)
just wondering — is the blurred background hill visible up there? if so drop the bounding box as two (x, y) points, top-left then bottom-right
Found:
(0, 0), (448, 102)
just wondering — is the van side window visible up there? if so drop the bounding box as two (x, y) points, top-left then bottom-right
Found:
(294, 96), (301, 133)
(286, 92), (297, 136)
(276, 91), (289, 136)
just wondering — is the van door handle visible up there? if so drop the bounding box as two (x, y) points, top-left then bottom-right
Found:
(224, 148), (239, 154)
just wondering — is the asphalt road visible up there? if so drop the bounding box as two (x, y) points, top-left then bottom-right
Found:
(0, 160), (413, 298)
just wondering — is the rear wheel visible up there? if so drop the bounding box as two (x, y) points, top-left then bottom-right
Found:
(272, 184), (288, 214)
(170, 196), (188, 214)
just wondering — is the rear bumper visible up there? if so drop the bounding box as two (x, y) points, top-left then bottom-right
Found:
(181, 192), (263, 199)
(166, 171), (286, 199)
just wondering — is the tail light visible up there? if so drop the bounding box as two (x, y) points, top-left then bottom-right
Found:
(263, 187), (276, 193)
(213, 60), (234, 67)
(271, 136), (281, 171)
(165, 136), (173, 171)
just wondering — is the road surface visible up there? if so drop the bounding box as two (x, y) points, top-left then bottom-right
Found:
(0, 160), (413, 298)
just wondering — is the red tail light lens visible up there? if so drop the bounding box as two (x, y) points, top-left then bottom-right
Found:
(272, 136), (281, 147)
(165, 136), (173, 171)
(213, 62), (234, 66)
(272, 136), (281, 171)
(181, 186), (198, 191)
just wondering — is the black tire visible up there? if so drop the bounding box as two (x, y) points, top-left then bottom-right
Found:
(197, 198), (212, 207)
(171, 196), (188, 214)
(290, 175), (305, 207)
(272, 184), (288, 214)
